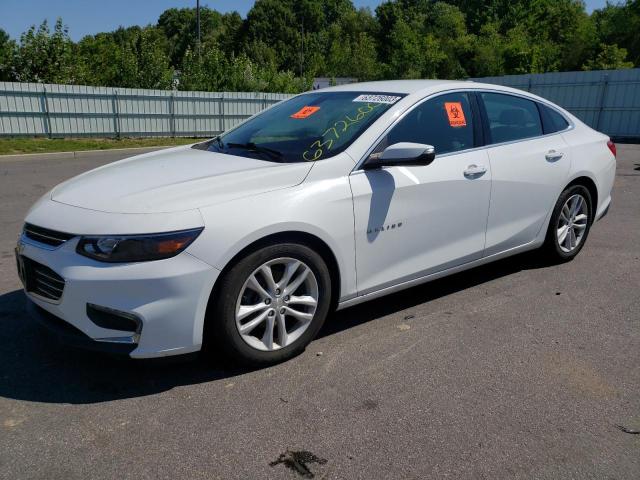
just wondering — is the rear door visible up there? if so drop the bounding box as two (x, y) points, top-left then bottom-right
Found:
(479, 92), (571, 256)
(350, 91), (492, 295)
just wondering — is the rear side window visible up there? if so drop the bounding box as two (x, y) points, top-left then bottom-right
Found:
(539, 104), (570, 134)
(382, 92), (476, 155)
(481, 92), (543, 144)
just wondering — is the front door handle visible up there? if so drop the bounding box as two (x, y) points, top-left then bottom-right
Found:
(463, 164), (487, 178)
(545, 150), (564, 162)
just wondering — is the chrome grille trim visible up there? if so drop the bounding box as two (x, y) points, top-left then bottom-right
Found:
(20, 257), (66, 302)
(23, 223), (75, 247)
(33, 269), (65, 286)
(34, 276), (64, 293)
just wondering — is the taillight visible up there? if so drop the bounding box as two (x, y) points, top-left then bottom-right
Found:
(607, 140), (617, 158)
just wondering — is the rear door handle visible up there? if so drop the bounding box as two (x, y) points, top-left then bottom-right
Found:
(545, 150), (564, 162)
(463, 164), (487, 178)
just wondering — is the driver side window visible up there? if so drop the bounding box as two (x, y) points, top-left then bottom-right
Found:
(378, 92), (476, 156)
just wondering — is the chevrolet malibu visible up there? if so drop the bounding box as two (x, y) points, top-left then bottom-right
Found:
(16, 80), (616, 365)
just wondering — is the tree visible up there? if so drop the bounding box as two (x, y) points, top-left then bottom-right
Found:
(76, 29), (134, 87)
(242, 0), (358, 76)
(135, 27), (173, 89)
(324, 8), (380, 80)
(448, 0), (600, 72)
(387, 18), (445, 79)
(375, 1), (474, 79)
(13, 19), (76, 83)
(158, 7), (243, 68)
(592, 0), (640, 66)
(427, 2), (474, 78)
(77, 26), (172, 89)
(445, 0), (521, 34)
(470, 23), (506, 77)
(582, 44), (634, 70)
(0, 28), (17, 81)
(522, 0), (596, 72)
(374, 0), (410, 65)
(3, 0), (638, 93)
(180, 42), (310, 93)
(243, 0), (312, 74)
(180, 43), (228, 91)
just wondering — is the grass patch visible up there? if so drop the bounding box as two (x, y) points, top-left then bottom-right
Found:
(0, 137), (202, 155)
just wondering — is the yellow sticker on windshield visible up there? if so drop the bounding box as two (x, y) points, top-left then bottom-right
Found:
(291, 106), (320, 119)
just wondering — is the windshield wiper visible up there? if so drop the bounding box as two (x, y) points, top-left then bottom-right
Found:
(191, 135), (224, 152)
(225, 142), (283, 161)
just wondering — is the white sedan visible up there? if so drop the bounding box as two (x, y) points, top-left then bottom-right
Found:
(16, 80), (616, 365)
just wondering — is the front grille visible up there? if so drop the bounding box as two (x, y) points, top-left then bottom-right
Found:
(23, 223), (75, 247)
(19, 256), (66, 302)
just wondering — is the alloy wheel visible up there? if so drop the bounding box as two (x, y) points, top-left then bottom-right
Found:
(556, 194), (588, 253)
(235, 257), (319, 351)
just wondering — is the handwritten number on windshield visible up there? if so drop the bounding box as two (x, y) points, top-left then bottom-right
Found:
(302, 103), (381, 161)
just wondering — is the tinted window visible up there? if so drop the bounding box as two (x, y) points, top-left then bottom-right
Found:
(381, 92), (476, 156)
(481, 93), (543, 144)
(540, 104), (570, 134)
(194, 91), (404, 163)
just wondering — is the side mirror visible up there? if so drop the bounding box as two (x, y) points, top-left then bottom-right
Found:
(363, 142), (436, 170)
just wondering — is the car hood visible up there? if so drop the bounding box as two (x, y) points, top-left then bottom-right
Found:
(50, 145), (314, 214)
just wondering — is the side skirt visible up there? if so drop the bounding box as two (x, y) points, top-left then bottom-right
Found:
(336, 239), (542, 311)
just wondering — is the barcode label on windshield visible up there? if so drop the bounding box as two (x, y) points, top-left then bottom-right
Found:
(352, 94), (401, 104)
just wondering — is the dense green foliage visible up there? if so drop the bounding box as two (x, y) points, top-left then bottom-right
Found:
(0, 0), (638, 92)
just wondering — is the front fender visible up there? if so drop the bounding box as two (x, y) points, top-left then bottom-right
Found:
(187, 179), (357, 301)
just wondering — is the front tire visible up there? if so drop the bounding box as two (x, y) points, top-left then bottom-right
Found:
(207, 242), (332, 366)
(542, 184), (593, 262)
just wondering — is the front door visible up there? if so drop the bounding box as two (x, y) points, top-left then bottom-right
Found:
(350, 91), (492, 295)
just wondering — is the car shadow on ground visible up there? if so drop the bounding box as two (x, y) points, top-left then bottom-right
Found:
(324, 251), (554, 338)
(0, 251), (554, 405)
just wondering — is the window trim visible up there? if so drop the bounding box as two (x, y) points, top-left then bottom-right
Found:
(476, 90), (574, 148)
(469, 92), (485, 147)
(478, 91), (546, 145)
(352, 88), (484, 171)
(352, 87), (574, 172)
(538, 102), (571, 135)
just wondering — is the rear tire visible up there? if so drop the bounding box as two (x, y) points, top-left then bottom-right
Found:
(542, 184), (593, 262)
(206, 242), (332, 366)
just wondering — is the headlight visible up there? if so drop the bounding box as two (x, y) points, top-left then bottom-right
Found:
(76, 228), (203, 263)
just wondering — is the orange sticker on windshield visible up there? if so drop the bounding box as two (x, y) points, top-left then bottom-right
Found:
(291, 106), (320, 119)
(445, 102), (467, 127)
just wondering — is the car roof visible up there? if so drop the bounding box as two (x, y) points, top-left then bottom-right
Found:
(317, 79), (473, 94)
(314, 79), (562, 111)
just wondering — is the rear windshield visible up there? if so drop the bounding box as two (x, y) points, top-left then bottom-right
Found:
(194, 91), (405, 163)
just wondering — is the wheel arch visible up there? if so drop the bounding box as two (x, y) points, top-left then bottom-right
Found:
(565, 175), (598, 219)
(203, 230), (342, 341)
(534, 173), (600, 247)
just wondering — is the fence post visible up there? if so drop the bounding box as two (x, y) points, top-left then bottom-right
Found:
(42, 87), (52, 139)
(527, 77), (533, 92)
(595, 73), (609, 132)
(218, 93), (225, 134)
(169, 93), (176, 138)
(112, 90), (121, 139)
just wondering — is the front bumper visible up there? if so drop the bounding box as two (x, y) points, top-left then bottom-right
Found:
(28, 300), (138, 355)
(18, 234), (220, 358)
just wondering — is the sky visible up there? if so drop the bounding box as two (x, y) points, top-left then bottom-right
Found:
(1, 0), (611, 41)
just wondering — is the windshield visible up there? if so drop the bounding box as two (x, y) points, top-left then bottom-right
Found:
(194, 91), (405, 163)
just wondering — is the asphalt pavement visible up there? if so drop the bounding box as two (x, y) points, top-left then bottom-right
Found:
(0, 146), (639, 479)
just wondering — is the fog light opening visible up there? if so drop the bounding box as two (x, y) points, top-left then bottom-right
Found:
(86, 303), (142, 335)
